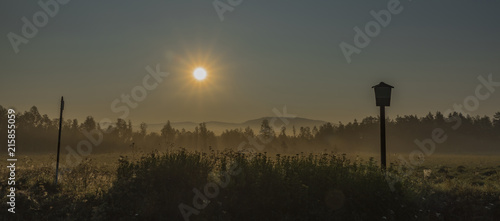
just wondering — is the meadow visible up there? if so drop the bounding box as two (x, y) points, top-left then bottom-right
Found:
(1, 150), (499, 221)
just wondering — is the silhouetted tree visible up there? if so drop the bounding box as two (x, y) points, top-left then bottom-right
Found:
(244, 126), (254, 138)
(81, 116), (97, 132)
(259, 119), (275, 142)
(161, 121), (175, 148)
(299, 126), (312, 140)
(317, 123), (334, 142)
(312, 126), (318, 138)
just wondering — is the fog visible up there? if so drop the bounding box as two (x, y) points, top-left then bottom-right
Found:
(3, 105), (499, 157)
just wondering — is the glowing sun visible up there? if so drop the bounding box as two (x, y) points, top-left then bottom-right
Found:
(193, 67), (207, 81)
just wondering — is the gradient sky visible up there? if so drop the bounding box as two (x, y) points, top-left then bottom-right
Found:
(1, 0), (499, 125)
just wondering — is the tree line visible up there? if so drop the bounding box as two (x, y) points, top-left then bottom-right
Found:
(1, 105), (499, 155)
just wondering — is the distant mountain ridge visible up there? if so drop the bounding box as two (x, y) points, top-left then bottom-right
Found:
(142, 117), (328, 135)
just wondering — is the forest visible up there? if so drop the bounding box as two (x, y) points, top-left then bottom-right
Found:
(1, 105), (499, 156)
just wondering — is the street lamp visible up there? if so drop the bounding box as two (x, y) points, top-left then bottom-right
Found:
(372, 82), (394, 170)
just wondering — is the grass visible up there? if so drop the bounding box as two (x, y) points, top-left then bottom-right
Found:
(1, 150), (499, 220)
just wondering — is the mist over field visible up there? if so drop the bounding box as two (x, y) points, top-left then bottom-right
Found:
(3, 105), (499, 156)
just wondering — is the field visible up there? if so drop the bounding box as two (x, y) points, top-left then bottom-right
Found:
(1, 150), (500, 221)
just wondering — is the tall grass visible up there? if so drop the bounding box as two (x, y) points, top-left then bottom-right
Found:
(101, 150), (423, 220)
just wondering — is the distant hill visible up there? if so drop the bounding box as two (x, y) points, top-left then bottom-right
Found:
(143, 117), (328, 135)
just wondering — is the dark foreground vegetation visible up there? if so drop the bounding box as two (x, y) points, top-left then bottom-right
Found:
(2, 150), (499, 220)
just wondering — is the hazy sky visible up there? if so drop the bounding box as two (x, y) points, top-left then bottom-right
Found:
(1, 0), (499, 125)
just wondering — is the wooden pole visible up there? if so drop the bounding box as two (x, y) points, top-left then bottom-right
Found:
(380, 106), (386, 170)
(55, 96), (64, 185)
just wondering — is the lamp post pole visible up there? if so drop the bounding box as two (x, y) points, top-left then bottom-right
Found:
(380, 105), (386, 170)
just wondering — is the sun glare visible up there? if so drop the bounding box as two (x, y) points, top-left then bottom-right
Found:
(193, 67), (207, 81)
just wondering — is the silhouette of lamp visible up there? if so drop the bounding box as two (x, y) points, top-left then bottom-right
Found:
(372, 82), (394, 170)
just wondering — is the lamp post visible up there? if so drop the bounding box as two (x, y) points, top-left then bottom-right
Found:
(372, 82), (393, 170)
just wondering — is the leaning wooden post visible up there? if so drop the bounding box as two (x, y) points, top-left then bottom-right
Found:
(55, 96), (64, 185)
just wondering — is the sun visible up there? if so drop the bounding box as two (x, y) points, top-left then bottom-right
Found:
(193, 67), (207, 81)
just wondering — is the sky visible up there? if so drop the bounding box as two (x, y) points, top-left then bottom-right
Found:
(1, 0), (499, 125)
